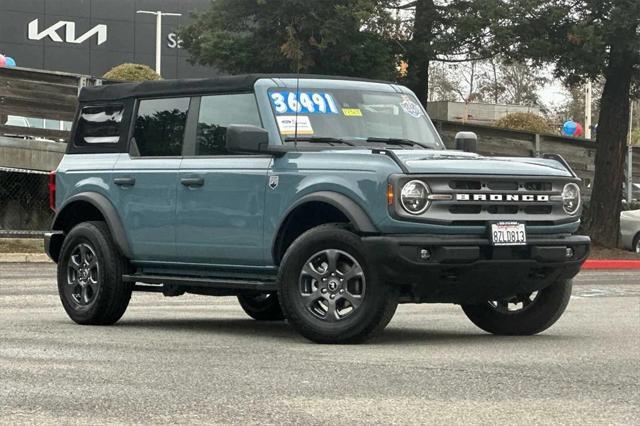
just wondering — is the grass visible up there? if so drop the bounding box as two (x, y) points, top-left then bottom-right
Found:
(589, 245), (639, 260)
(0, 238), (44, 253)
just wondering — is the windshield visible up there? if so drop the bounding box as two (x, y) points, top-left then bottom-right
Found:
(268, 88), (443, 149)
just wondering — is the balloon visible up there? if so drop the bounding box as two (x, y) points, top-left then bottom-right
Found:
(4, 57), (15, 67)
(574, 122), (583, 137)
(0, 55), (6, 68)
(563, 120), (577, 136)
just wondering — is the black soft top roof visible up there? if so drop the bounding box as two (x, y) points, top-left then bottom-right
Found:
(78, 74), (390, 102)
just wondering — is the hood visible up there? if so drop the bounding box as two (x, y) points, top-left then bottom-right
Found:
(393, 150), (573, 177)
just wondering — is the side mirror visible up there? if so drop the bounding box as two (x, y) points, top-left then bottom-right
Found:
(455, 131), (478, 153)
(226, 125), (270, 154)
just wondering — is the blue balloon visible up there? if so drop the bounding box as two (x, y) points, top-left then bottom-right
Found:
(5, 57), (16, 67)
(563, 120), (577, 136)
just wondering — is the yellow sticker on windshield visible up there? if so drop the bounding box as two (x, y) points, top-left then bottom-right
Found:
(342, 108), (363, 117)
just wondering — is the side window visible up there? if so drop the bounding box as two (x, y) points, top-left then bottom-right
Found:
(196, 94), (261, 156)
(133, 97), (189, 157)
(75, 104), (123, 145)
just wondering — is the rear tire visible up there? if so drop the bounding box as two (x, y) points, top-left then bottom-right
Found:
(237, 292), (284, 321)
(461, 279), (572, 335)
(278, 224), (397, 344)
(57, 221), (131, 325)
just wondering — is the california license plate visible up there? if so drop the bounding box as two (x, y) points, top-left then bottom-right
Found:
(491, 222), (527, 246)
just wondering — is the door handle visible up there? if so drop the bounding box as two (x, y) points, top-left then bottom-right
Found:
(113, 176), (135, 186)
(181, 176), (205, 187)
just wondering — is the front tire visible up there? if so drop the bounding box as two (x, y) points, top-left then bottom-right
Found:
(278, 224), (397, 344)
(237, 292), (284, 321)
(57, 221), (131, 325)
(461, 279), (572, 335)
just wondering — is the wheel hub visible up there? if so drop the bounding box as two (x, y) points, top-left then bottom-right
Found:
(65, 243), (100, 306)
(327, 279), (339, 292)
(298, 249), (366, 322)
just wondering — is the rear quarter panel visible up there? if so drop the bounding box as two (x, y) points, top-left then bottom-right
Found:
(55, 154), (120, 210)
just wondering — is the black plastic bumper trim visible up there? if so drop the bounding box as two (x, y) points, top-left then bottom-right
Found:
(44, 231), (64, 262)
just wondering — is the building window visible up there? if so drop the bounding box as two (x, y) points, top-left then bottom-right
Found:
(196, 94), (261, 156)
(133, 97), (189, 156)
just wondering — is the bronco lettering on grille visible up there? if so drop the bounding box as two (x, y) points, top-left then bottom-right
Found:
(455, 194), (550, 202)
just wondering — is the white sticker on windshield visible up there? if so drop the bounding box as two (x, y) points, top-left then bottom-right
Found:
(400, 96), (423, 118)
(276, 115), (314, 135)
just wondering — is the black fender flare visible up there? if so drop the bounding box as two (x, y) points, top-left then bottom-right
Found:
(52, 192), (133, 259)
(272, 191), (378, 261)
(281, 191), (378, 234)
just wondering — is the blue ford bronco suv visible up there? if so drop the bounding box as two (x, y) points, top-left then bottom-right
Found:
(45, 74), (590, 343)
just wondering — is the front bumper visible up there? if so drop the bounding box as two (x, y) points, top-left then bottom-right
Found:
(362, 234), (590, 304)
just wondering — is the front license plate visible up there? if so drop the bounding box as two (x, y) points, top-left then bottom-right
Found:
(491, 222), (527, 246)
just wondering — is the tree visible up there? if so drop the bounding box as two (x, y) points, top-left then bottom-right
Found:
(427, 62), (459, 101)
(397, 0), (503, 105)
(103, 63), (160, 81)
(558, 81), (603, 128)
(498, 0), (640, 247)
(478, 59), (548, 106)
(179, 0), (398, 80)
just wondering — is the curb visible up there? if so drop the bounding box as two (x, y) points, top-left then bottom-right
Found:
(582, 259), (640, 270)
(0, 253), (52, 263)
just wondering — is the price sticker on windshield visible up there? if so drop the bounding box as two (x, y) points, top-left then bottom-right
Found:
(491, 222), (527, 246)
(270, 91), (340, 115)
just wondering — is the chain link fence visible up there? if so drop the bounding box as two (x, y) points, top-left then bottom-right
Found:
(0, 167), (52, 237)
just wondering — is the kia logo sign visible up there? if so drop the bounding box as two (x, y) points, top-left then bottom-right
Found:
(28, 19), (107, 45)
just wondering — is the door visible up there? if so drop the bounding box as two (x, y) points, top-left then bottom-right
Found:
(113, 97), (190, 261)
(176, 93), (271, 266)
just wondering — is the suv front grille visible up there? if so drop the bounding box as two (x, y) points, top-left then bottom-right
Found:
(393, 175), (579, 226)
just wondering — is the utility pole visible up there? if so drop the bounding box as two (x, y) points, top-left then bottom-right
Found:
(585, 81), (592, 139)
(136, 10), (182, 76)
(627, 100), (634, 204)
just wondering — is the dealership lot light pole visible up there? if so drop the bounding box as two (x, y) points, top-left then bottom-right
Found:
(136, 10), (182, 76)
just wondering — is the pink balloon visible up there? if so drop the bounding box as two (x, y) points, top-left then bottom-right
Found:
(574, 122), (583, 137)
(0, 55), (6, 67)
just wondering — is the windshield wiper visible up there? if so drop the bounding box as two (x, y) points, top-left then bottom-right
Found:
(365, 137), (430, 149)
(285, 136), (357, 146)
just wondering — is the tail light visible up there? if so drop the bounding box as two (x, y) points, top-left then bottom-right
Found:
(48, 171), (56, 212)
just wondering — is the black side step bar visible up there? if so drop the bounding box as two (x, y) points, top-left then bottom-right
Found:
(123, 274), (277, 291)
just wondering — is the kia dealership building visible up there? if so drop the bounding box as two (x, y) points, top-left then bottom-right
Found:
(0, 0), (214, 78)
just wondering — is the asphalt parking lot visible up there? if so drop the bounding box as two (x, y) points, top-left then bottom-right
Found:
(1, 263), (638, 425)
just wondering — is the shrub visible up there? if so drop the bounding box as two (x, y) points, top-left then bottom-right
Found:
(103, 63), (161, 82)
(494, 112), (556, 134)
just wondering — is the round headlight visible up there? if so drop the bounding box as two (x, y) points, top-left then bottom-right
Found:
(562, 183), (581, 214)
(401, 180), (430, 214)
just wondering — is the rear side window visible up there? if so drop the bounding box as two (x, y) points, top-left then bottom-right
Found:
(133, 97), (190, 157)
(75, 104), (123, 145)
(196, 94), (261, 155)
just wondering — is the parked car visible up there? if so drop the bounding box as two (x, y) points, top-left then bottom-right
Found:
(620, 209), (640, 252)
(622, 182), (640, 204)
(45, 75), (590, 343)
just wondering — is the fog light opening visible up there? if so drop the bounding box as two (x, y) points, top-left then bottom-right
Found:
(565, 247), (574, 258)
